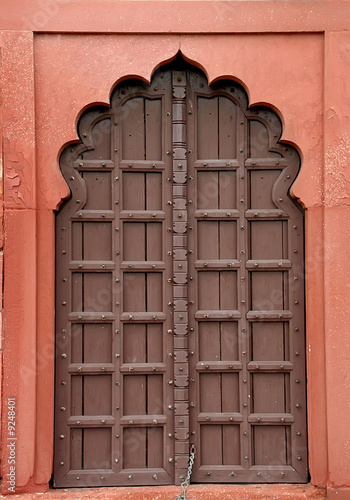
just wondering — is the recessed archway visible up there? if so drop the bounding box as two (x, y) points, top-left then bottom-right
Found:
(54, 58), (306, 488)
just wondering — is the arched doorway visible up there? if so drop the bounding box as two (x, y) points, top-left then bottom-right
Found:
(54, 61), (307, 487)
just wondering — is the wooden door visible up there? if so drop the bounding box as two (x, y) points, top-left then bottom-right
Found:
(55, 66), (307, 487)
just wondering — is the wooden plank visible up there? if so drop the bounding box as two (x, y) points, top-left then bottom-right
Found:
(251, 322), (284, 361)
(71, 272), (83, 312)
(123, 222), (145, 261)
(145, 99), (162, 161)
(122, 97), (145, 160)
(197, 96), (218, 159)
(219, 171), (236, 209)
(198, 271), (219, 310)
(198, 322), (220, 361)
(253, 426), (287, 465)
(123, 323), (146, 363)
(84, 273), (112, 312)
(197, 171), (218, 209)
(221, 373), (239, 412)
(83, 428), (111, 469)
(84, 324), (112, 363)
(147, 324), (163, 362)
(223, 425), (240, 465)
(147, 428), (163, 468)
(219, 221), (237, 259)
(70, 428), (82, 470)
(200, 373), (221, 413)
(220, 322), (238, 361)
(83, 222), (112, 261)
(86, 118), (112, 160)
(219, 96), (237, 159)
(123, 375), (146, 415)
(83, 172), (111, 210)
(249, 170), (281, 209)
(122, 172), (145, 210)
(251, 271), (283, 311)
(147, 375), (163, 415)
(71, 323), (83, 364)
(253, 374), (286, 413)
(220, 271), (237, 310)
(147, 222), (162, 261)
(70, 376), (82, 416)
(123, 273), (145, 312)
(200, 425), (222, 465)
(84, 375), (112, 415)
(197, 221), (218, 260)
(71, 222), (82, 260)
(147, 272), (162, 311)
(250, 221), (283, 260)
(123, 428), (146, 468)
(146, 172), (162, 210)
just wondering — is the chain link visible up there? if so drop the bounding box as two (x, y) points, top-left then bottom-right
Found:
(177, 444), (196, 500)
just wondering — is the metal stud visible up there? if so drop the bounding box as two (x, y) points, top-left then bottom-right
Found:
(61, 353), (67, 359)
(59, 461), (64, 466)
(59, 435), (65, 439)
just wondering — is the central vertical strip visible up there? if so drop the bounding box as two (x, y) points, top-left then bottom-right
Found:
(172, 71), (189, 485)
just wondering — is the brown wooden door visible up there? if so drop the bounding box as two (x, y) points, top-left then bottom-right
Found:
(55, 66), (307, 487)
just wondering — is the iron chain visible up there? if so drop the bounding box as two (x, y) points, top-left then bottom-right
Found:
(177, 444), (196, 500)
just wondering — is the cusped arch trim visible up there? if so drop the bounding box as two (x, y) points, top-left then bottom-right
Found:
(58, 55), (303, 218)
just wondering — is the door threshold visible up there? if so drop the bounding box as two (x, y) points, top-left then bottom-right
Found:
(1, 484), (325, 499)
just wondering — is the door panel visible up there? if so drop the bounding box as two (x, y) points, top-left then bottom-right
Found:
(55, 67), (307, 487)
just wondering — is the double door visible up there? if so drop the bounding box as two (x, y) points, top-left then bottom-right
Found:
(55, 67), (307, 487)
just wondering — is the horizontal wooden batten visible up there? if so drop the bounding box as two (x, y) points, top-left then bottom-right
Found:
(120, 363), (166, 373)
(120, 210), (165, 220)
(245, 209), (288, 219)
(246, 310), (293, 321)
(68, 363), (115, 374)
(74, 160), (115, 170)
(67, 416), (115, 427)
(194, 210), (240, 219)
(69, 312), (115, 322)
(119, 416), (167, 426)
(195, 310), (241, 321)
(120, 312), (166, 323)
(248, 413), (294, 424)
(196, 361), (242, 372)
(69, 260), (115, 270)
(72, 210), (115, 221)
(246, 259), (291, 270)
(121, 261), (165, 271)
(195, 260), (240, 270)
(193, 160), (239, 169)
(119, 160), (165, 170)
(245, 159), (288, 168)
(197, 413), (243, 423)
(247, 361), (294, 372)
